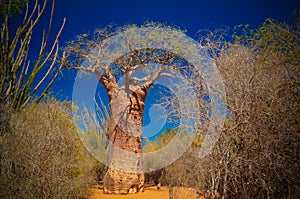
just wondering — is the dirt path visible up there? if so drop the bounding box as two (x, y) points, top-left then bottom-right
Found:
(88, 186), (169, 199)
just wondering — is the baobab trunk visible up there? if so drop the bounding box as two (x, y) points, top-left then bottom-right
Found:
(102, 77), (149, 194)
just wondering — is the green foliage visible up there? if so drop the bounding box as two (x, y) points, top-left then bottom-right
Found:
(143, 128), (176, 153)
(191, 134), (204, 148)
(157, 128), (177, 146)
(144, 128), (204, 153)
(232, 18), (299, 57)
(143, 141), (160, 153)
(0, 0), (28, 17)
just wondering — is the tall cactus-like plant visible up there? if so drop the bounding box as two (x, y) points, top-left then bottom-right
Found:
(0, 0), (66, 110)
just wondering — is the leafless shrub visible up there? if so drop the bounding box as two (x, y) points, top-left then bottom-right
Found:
(159, 19), (299, 199)
(207, 20), (300, 198)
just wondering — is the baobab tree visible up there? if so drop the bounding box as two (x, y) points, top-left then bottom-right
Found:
(63, 24), (225, 194)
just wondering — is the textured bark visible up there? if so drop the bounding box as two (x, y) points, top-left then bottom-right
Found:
(99, 69), (150, 194)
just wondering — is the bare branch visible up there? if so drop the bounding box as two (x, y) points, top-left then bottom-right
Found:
(142, 65), (166, 90)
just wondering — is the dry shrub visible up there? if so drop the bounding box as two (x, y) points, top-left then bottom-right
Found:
(162, 19), (299, 199)
(171, 187), (199, 199)
(209, 21), (300, 198)
(0, 101), (95, 198)
(164, 147), (205, 189)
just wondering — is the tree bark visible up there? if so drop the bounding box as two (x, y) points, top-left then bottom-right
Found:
(94, 68), (159, 194)
(100, 71), (150, 194)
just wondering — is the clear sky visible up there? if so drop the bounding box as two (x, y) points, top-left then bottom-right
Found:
(44, 0), (299, 101)
(16, 0), (299, 139)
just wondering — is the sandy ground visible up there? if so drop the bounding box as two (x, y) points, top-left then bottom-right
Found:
(88, 186), (169, 199)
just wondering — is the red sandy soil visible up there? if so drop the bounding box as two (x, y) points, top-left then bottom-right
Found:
(88, 186), (169, 199)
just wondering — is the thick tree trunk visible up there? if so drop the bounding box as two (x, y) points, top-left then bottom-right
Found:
(103, 86), (148, 194)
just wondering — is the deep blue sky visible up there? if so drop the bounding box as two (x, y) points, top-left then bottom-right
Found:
(45, 0), (299, 100)
(15, 0), (298, 138)
(53, 0), (299, 37)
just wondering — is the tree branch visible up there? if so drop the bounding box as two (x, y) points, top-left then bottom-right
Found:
(97, 69), (118, 98)
(142, 65), (166, 90)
